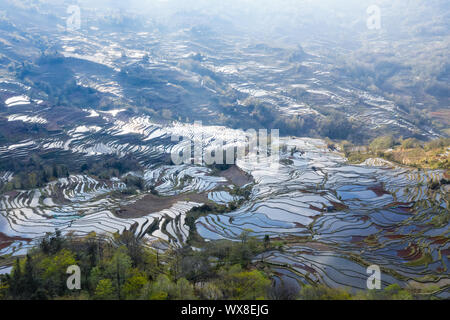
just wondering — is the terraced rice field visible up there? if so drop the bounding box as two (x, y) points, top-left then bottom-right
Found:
(0, 173), (207, 254)
(0, 110), (448, 297)
(196, 138), (449, 297)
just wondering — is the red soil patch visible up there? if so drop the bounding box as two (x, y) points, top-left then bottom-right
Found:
(309, 204), (322, 212)
(293, 222), (306, 228)
(3, 190), (19, 198)
(369, 184), (390, 197)
(217, 165), (253, 187)
(329, 201), (349, 211)
(384, 202), (414, 213)
(294, 263), (316, 274)
(385, 234), (408, 240)
(396, 207), (413, 213)
(350, 236), (366, 243)
(430, 237), (449, 245)
(116, 193), (208, 218)
(429, 109), (450, 125)
(397, 243), (422, 261)
(300, 242), (333, 251)
(0, 232), (31, 250)
(385, 202), (413, 207)
(359, 215), (370, 222)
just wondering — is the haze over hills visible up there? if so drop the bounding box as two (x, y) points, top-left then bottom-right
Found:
(0, 0), (448, 140)
(0, 0), (448, 300)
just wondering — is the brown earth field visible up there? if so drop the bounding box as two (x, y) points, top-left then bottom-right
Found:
(115, 192), (210, 218)
(216, 165), (253, 187)
(429, 109), (450, 126)
(0, 232), (31, 250)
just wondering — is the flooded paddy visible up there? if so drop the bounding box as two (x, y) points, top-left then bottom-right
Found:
(0, 111), (447, 296)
